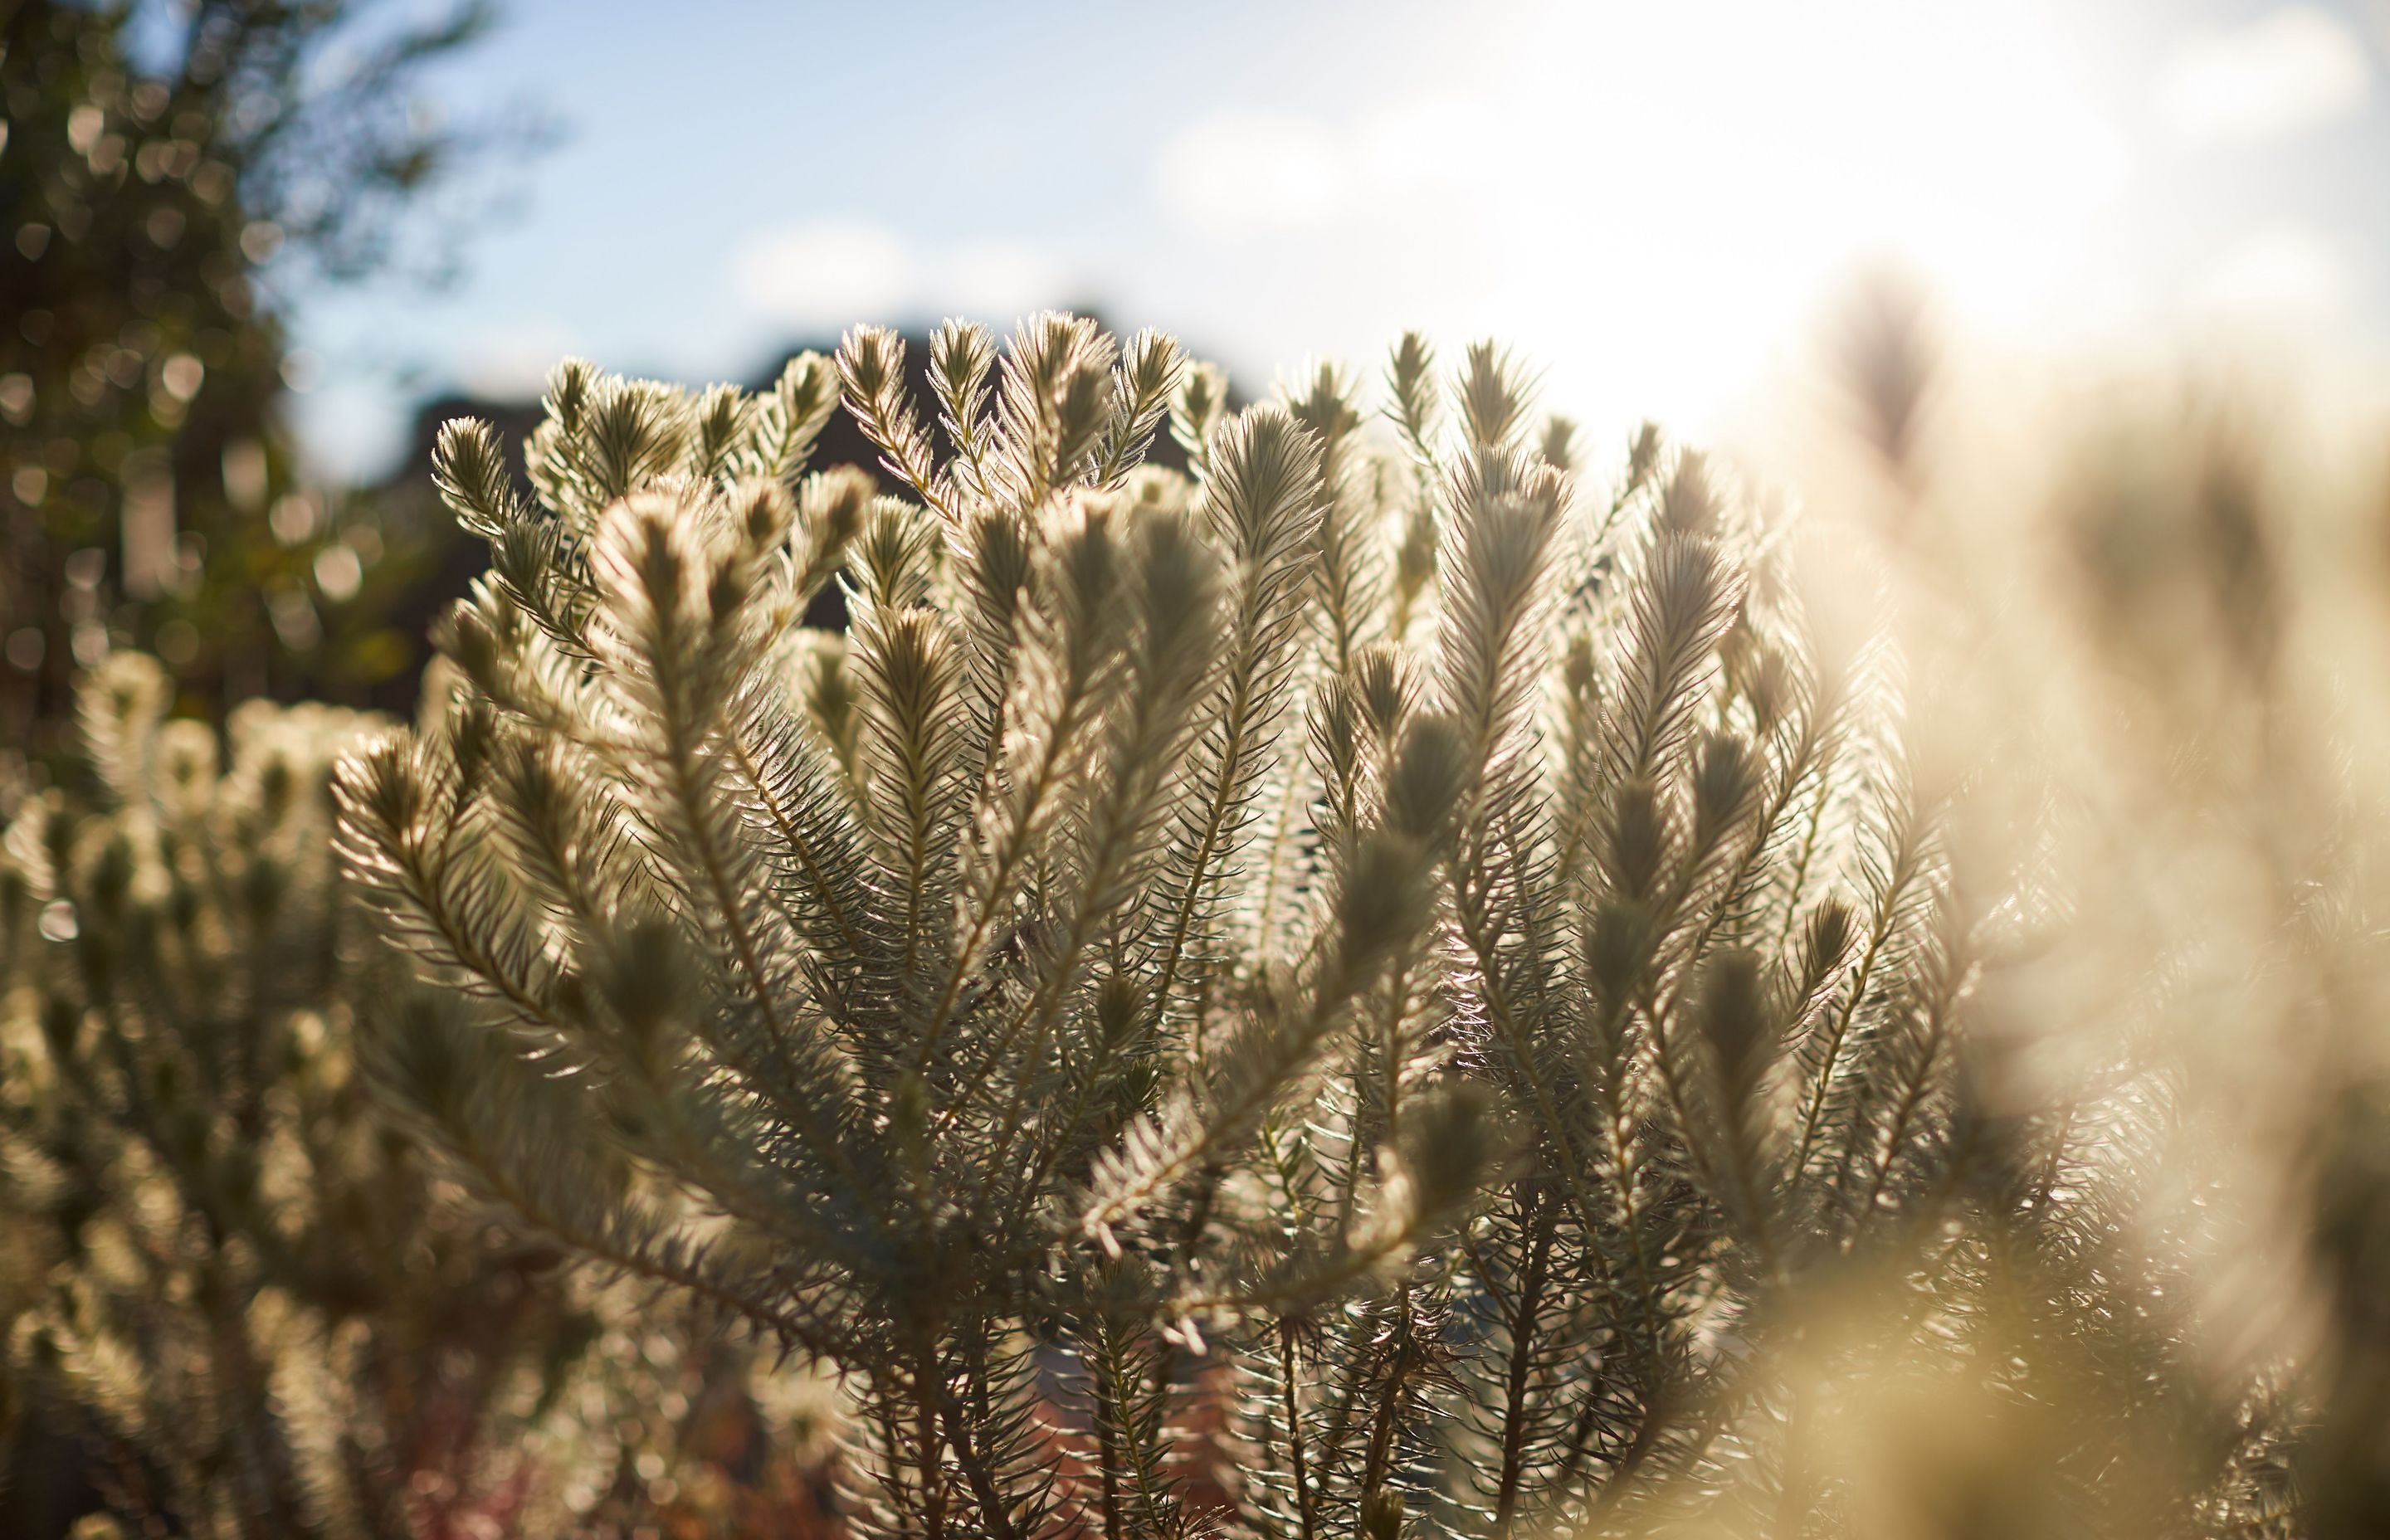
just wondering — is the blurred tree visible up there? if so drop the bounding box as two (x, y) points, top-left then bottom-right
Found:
(0, 0), (530, 759)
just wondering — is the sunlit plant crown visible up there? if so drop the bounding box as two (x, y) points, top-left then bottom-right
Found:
(334, 314), (2268, 1538)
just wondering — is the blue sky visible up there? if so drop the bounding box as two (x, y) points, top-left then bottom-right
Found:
(282, 0), (2390, 480)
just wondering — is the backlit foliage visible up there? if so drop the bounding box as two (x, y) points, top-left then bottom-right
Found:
(327, 314), (2319, 1540)
(318, 313), (2294, 1540)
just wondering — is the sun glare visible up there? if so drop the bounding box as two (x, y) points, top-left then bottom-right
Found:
(1468, 0), (2128, 436)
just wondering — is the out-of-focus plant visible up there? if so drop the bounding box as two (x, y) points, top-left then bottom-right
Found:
(325, 316), (2278, 1538)
(0, 653), (803, 1538)
(1747, 276), (2390, 1540)
(0, 0), (533, 756)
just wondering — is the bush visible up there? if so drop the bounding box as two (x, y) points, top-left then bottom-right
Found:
(329, 315), (2295, 1538)
(0, 655), (749, 1537)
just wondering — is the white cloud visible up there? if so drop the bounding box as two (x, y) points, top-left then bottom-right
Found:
(1149, 97), (1511, 243)
(938, 239), (1075, 321)
(2189, 224), (2356, 320)
(2158, 6), (2373, 144)
(1351, 96), (1494, 199)
(288, 378), (409, 485)
(458, 321), (580, 397)
(1154, 107), (1350, 238)
(730, 219), (919, 329)
(727, 222), (1074, 331)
